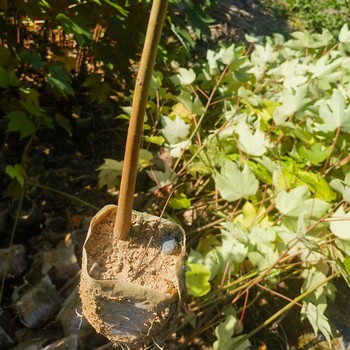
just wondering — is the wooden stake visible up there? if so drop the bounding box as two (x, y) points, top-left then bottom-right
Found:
(114, 0), (168, 241)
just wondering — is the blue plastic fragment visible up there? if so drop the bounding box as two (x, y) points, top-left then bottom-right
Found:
(161, 236), (178, 255)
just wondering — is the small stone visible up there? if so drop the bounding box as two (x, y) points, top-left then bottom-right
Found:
(161, 236), (179, 255)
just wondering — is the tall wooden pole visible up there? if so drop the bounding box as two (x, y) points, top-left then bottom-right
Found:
(114, 0), (168, 240)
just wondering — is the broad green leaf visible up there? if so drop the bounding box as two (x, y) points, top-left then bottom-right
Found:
(0, 67), (20, 88)
(235, 120), (270, 156)
(214, 161), (259, 202)
(6, 164), (26, 187)
(252, 42), (278, 64)
(169, 193), (191, 209)
(161, 115), (190, 144)
(146, 164), (177, 189)
(7, 111), (35, 139)
(20, 89), (44, 116)
(298, 143), (330, 166)
(285, 31), (315, 48)
(330, 179), (350, 204)
(302, 302), (332, 346)
(213, 314), (250, 350)
(186, 263), (211, 297)
(301, 267), (328, 299)
(138, 149), (153, 170)
(56, 13), (92, 45)
(309, 54), (342, 80)
(82, 74), (101, 87)
(329, 206), (350, 240)
(248, 250), (279, 271)
(344, 256), (350, 274)
(55, 114), (72, 135)
(177, 68), (196, 86)
(144, 135), (165, 145)
(339, 24), (350, 44)
(218, 223), (249, 267)
(275, 186), (329, 218)
(178, 90), (204, 115)
(273, 84), (310, 124)
(91, 82), (111, 104)
(295, 170), (336, 202)
(318, 89), (350, 133)
(97, 159), (123, 189)
(20, 50), (46, 69)
(47, 65), (74, 98)
(169, 140), (191, 157)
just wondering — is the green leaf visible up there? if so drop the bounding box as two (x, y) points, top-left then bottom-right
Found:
(213, 315), (239, 350)
(7, 111), (35, 139)
(138, 149), (153, 170)
(146, 164), (177, 188)
(169, 193), (191, 209)
(56, 13), (92, 45)
(186, 263), (211, 297)
(329, 206), (350, 241)
(295, 170), (336, 202)
(318, 89), (350, 133)
(5, 164), (26, 187)
(214, 161), (259, 202)
(330, 179), (350, 204)
(144, 135), (165, 145)
(20, 50), (46, 69)
(0, 67), (20, 88)
(47, 65), (74, 98)
(218, 222), (249, 265)
(91, 81), (111, 104)
(55, 114), (72, 135)
(339, 24), (350, 44)
(97, 159), (123, 189)
(161, 115), (190, 144)
(298, 143), (330, 166)
(235, 120), (270, 156)
(177, 68), (196, 86)
(302, 302), (332, 346)
(20, 89), (44, 116)
(275, 186), (329, 218)
(273, 84), (310, 124)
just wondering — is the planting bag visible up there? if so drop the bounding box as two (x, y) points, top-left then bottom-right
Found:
(80, 205), (186, 347)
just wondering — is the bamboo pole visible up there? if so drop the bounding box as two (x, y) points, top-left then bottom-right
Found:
(114, 0), (168, 241)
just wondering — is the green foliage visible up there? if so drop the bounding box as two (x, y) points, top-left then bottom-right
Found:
(265, 0), (350, 34)
(98, 24), (350, 346)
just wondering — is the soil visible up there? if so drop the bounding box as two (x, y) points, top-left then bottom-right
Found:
(85, 207), (183, 295)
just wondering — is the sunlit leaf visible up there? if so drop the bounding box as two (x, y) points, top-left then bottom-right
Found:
(318, 89), (350, 133)
(302, 302), (332, 346)
(162, 114), (190, 144)
(138, 149), (153, 170)
(169, 193), (191, 209)
(275, 186), (329, 218)
(177, 67), (196, 86)
(329, 206), (350, 240)
(186, 263), (211, 297)
(214, 161), (259, 202)
(97, 159), (123, 189)
(144, 135), (165, 145)
(235, 120), (270, 156)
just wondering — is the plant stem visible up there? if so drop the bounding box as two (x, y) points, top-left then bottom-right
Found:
(114, 0), (168, 241)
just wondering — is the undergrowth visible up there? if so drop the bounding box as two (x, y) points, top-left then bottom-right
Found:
(100, 24), (350, 348)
